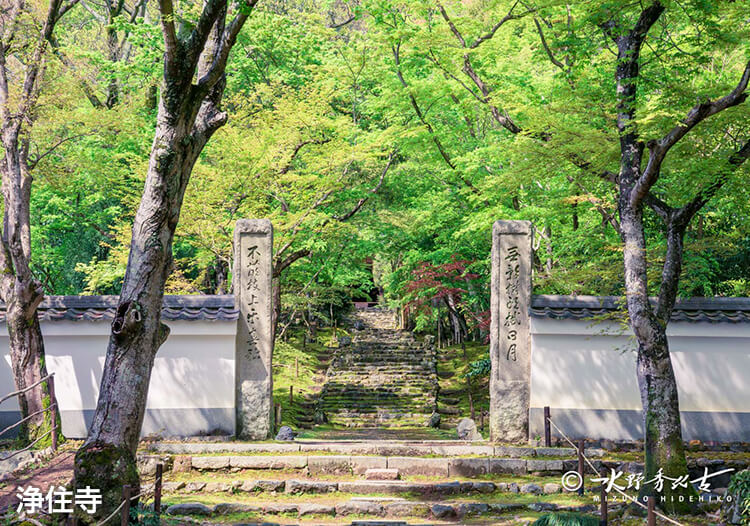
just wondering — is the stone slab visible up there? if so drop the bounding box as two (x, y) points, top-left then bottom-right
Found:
(285, 479), (338, 494)
(448, 458), (489, 477)
(214, 502), (261, 515)
(149, 442), (301, 454)
(386, 457), (449, 477)
(307, 455), (352, 475)
(433, 444), (494, 456)
(298, 503), (335, 516)
(384, 501), (430, 517)
(365, 468), (400, 480)
(534, 447), (576, 457)
(172, 455), (192, 472)
(191, 456), (230, 470)
(229, 455), (307, 469)
(300, 443), (378, 455)
(494, 445), (536, 457)
(264, 503), (299, 514)
(336, 500), (385, 517)
(527, 459), (564, 472)
(338, 481), (426, 495)
(489, 458), (527, 474)
(352, 456), (387, 474)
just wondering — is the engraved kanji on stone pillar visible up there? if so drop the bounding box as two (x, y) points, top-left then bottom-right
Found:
(234, 219), (273, 439)
(490, 220), (533, 443)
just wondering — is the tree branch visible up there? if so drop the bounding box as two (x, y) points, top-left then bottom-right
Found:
(632, 60), (750, 208)
(197, 0), (259, 91)
(469, 0), (525, 48)
(279, 138), (331, 175)
(333, 150), (395, 221)
(533, 18), (566, 72)
(158, 0), (179, 74)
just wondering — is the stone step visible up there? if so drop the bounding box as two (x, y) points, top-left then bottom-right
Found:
(152, 477), (566, 498)
(144, 441), (600, 459)
(151, 451), (604, 480)
(321, 385), (435, 393)
(162, 496), (598, 522)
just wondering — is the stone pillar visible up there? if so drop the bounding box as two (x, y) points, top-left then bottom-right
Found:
(234, 219), (274, 440)
(489, 220), (533, 443)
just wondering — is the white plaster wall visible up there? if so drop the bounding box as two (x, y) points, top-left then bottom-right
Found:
(530, 318), (750, 413)
(0, 320), (236, 438)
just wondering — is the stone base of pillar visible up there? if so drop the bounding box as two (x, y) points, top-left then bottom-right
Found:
(489, 380), (530, 443)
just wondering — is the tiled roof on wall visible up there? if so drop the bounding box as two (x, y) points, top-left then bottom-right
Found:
(531, 295), (750, 323)
(2, 294), (748, 324)
(0, 295), (238, 323)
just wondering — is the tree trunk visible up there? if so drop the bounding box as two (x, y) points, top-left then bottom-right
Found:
(1, 118), (57, 449)
(608, 4), (697, 513)
(73, 0), (246, 513)
(637, 332), (693, 513)
(74, 99), (218, 520)
(1, 0), (68, 450)
(4, 288), (58, 445)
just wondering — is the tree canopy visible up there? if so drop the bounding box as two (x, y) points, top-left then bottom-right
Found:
(24, 0), (750, 331)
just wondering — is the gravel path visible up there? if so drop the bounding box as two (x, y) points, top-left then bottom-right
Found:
(0, 450), (75, 512)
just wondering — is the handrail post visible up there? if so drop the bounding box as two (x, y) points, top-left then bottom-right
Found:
(647, 497), (656, 526)
(48, 375), (57, 452)
(121, 485), (131, 526)
(599, 465), (608, 525)
(154, 463), (163, 517)
(577, 439), (585, 496)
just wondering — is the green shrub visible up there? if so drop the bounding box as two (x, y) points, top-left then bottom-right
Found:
(728, 470), (750, 525)
(532, 512), (600, 526)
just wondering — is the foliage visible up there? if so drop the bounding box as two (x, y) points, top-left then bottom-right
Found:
(18, 0), (749, 338)
(532, 512), (600, 526)
(728, 470), (750, 525)
(465, 356), (491, 379)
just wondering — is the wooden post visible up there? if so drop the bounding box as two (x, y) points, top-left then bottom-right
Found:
(647, 497), (656, 526)
(543, 406), (551, 447)
(274, 403), (282, 434)
(577, 439), (585, 496)
(599, 466), (607, 526)
(289, 385), (293, 405)
(480, 410), (485, 432)
(48, 375), (57, 452)
(154, 463), (163, 516)
(121, 485), (131, 526)
(295, 357), (299, 378)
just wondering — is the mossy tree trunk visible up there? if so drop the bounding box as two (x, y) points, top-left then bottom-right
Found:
(605, 2), (750, 514)
(73, 0), (259, 522)
(0, 0), (73, 448)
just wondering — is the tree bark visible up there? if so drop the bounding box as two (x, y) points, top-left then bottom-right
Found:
(73, 0), (257, 520)
(0, 0), (70, 448)
(607, 3), (697, 513)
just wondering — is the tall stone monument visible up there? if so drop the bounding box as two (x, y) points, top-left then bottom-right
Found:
(234, 219), (273, 439)
(489, 220), (533, 443)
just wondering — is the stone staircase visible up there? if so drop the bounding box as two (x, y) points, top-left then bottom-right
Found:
(139, 440), (611, 524)
(317, 308), (438, 428)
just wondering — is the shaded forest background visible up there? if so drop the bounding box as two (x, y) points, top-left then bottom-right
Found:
(24, 0), (750, 338)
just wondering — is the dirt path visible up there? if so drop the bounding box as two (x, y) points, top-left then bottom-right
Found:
(0, 450), (75, 512)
